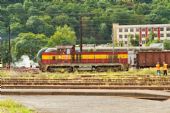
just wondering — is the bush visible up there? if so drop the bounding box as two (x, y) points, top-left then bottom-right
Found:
(164, 39), (170, 50)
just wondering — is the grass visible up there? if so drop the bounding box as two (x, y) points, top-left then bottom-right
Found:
(0, 69), (83, 79)
(0, 99), (35, 113)
(0, 68), (169, 79)
(98, 68), (156, 79)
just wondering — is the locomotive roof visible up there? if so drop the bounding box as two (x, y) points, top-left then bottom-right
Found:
(82, 46), (162, 51)
(55, 45), (73, 49)
(44, 45), (162, 52)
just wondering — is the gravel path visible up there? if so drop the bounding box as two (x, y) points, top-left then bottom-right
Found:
(1, 95), (170, 113)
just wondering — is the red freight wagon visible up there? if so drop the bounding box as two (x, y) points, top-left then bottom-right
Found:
(137, 51), (170, 68)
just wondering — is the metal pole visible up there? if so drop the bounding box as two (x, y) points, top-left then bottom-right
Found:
(112, 34), (114, 63)
(0, 37), (2, 65)
(8, 25), (11, 69)
(80, 16), (83, 53)
(79, 16), (83, 63)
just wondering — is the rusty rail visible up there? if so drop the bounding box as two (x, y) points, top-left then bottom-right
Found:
(1, 77), (170, 86)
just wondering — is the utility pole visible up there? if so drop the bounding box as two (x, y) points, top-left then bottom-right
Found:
(79, 16), (83, 53)
(8, 25), (11, 69)
(0, 37), (2, 64)
(112, 33), (114, 63)
(79, 16), (83, 62)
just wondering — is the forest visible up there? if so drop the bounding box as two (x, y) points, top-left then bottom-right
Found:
(0, 0), (170, 63)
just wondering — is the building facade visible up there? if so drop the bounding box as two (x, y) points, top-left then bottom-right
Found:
(112, 23), (170, 47)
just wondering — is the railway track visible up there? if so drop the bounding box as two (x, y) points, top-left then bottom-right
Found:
(2, 75), (170, 102)
(1, 76), (170, 89)
(2, 76), (170, 100)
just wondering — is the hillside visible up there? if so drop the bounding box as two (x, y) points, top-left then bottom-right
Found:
(1, 0), (170, 42)
(0, 0), (170, 62)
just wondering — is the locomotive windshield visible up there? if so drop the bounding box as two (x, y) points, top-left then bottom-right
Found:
(37, 48), (47, 61)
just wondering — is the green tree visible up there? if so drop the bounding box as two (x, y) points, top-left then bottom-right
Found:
(28, 6), (42, 16)
(130, 34), (139, 46)
(23, 0), (33, 10)
(51, 14), (78, 28)
(45, 5), (61, 17)
(48, 25), (76, 47)
(10, 22), (24, 37)
(13, 32), (48, 60)
(145, 31), (160, 46)
(26, 16), (54, 36)
(135, 3), (151, 15)
(0, 40), (10, 64)
(147, 5), (170, 24)
(7, 3), (27, 23)
(163, 39), (170, 50)
(83, 36), (96, 44)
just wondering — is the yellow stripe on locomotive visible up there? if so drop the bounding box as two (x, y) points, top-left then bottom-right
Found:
(42, 54), (128, 60)
(42, 55), (71, 60)
(118, 54), (128, 59)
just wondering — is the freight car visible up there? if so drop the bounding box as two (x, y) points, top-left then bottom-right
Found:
(136, 51), (170, 68)
(37, 45), (129, 72)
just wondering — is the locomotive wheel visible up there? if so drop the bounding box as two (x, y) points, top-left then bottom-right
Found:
(41, 66), (48, 72)
(66, 67), (74, 73)
(96, 67), (107, 72)
(47, 67), (56, 72)
(106, 67), (116, 72)
(113, 66), (122, 72)
(47, 67), (74, 73)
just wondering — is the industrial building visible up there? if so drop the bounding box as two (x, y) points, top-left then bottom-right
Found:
(112, 23), (170, 47)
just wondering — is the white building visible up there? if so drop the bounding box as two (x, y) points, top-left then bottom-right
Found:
(112, 23), (170, 47)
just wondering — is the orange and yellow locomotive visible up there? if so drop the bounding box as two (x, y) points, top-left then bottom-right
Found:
(37, 45), (129, 72)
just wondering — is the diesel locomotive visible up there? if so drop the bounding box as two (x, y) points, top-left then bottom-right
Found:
(37, 45), (129, 72)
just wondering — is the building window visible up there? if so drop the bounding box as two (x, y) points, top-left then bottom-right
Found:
(119, 35), (122, 38)
(130, 28), (133, 32)
(119, 28), (122, 32)
(119, 41), (123, 46)
(142, 41), (145, 44)
(130, 35), (134, 38)
(124, 41), (127, 44)
(160, 34), (164, 37)
(142, 34), (145, 37)
(125, 28), (128, 32)
(136, 28), (139, 32)
(154, 28), (157, 31)
(167, 27), (170, 31)
(149, 28), (152, 31)
(124, 35), (128, 38)
(160, 27), (164, 31)
(167, 33), (170, 37)
(142, 28), (145, 31)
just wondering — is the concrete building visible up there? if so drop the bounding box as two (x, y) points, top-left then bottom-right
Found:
(112, 23), (170, 47)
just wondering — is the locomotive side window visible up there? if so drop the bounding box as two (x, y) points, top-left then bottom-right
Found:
(66, 49), (70, 54)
